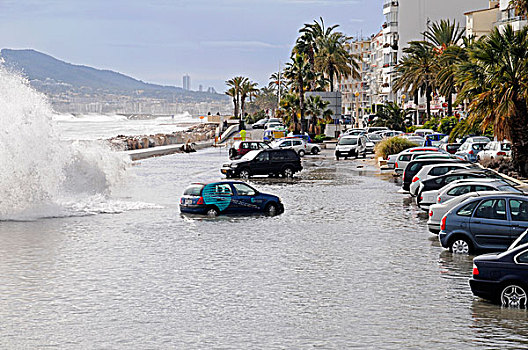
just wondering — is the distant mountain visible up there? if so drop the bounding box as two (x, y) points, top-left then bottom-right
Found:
(0, 49), (227, 107)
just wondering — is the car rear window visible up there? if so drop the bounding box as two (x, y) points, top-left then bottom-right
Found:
(501, 143), (512, 151)
(399, 155), (412, 161)
(183, 185), (203, 196)
(271, 150), (297, 160)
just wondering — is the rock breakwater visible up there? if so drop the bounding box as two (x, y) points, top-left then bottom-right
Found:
(108, 123), (217, 151)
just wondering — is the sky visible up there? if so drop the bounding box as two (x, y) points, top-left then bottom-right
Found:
(0, 0), (384, 92)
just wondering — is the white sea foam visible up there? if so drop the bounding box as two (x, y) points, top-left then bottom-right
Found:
(0, 67), (159, 221)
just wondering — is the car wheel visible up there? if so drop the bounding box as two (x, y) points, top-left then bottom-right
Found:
(311, 147), (320, 155)
(265, 202), (278, 216)
(450, 237), (472, 254)
(500, 283), (527, 308)
(355, 152), (359, 159)
(335, 155), (340, 160)
(206, 206), (219, 217)
(239, 168), (251, 179)
(298, 150), (306, 157)
(282, 166), (294, 178)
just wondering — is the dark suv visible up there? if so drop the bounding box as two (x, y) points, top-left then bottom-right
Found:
(229, 141), (270, 159)
(221, 149), (302, 178)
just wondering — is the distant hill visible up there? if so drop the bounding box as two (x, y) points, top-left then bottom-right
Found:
(0, 49), (226, 104)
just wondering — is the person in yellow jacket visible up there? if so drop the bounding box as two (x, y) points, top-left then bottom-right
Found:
(240, 129), (247, 141)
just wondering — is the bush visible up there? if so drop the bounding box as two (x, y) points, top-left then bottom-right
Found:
(375, 137), (420, 159)
(313, 134), (329, 143)
(406, 125), (418, 133)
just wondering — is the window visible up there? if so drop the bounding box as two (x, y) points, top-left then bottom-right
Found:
(501, 143), (512, 151)
(473, 185), (492, 192)
(184, 185), (203, 196)
(399, 154), (411, 161)
(214, 184), (233, 196)
(241, 142), (249, 149)
(475, 199), (507, 220)
(447, 185), (472, 196)
(271, 151), (287, 160)
(517, 251), (528, 264)
(279, 141), (291, 148)
(233, 183), (256, 196)
(457, 201), (478, 217)
(445, 175), (463, 184)
(250, 143), (260, 150)
(256, 152), (269, 162)
(510, 200), (528, 222)
(430, 166), (449, 176)
(292, 140), (303, 146)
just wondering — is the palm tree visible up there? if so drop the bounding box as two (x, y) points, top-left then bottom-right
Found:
(279, 93), (300, 131)
(394, 41), (437, 119)
(284, 53), (313, 133)
(225, 76), (248, 118)
(455, 25), (528, 176)
(305, 95), (333, 133)
(225, 87), (237, 119)
(424, 19), (465, 117)
(372, 102), (414, 131)
(314, 32), (360, 92)
(294, 17), (339, 69)
(240, 80), (259, 122)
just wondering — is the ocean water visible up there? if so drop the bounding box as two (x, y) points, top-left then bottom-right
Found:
(53, 112), (200, 141)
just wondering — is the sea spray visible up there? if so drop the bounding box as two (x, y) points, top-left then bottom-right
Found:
(0, 66), (142, 220)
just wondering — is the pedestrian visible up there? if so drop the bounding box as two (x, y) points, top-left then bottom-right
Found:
(223, 119), (228, 131)
(424, 136), (432, 146)
(240, 129), (247, 141)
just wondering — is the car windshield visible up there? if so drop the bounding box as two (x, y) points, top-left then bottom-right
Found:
(241, 150), (261, 160)
(367, 133), (382, 141)
(339, 138), (358, 145)
(183, 184), (203, 196)
(501, 143), (512, 151)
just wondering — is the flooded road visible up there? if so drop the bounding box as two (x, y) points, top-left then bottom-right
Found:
(1, 148), (527, 349)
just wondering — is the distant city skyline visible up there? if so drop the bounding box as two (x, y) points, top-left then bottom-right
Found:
(0, 0), (384, 92)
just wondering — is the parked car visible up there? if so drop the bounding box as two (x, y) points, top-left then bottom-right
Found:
(402, 158), (467, 192)
(252, 119), (269, 129)
(270, 138), (307, 157)
(455, 142), (489, 162)
(417, 168), (520, 199)
(180, 181), (284, 217)
(439, 193), (528, 254)
(380, 130), (404, 138)
(228, 141), (270, 159)
(366, 132), (383, 144)
(394, 148), (445, 174)
(221, 149), (302, 178)
(388, 147), (441, 170)
(365, 126), (388, 133)
(440, 143), (462, 154)
(264, 122), (285, 130)
(364, 135), (376, 153)
(414, 129), (435, 137)
(335, 135), (367, 160)
(427, 191), (502, 234)
(342, 128), (366, 137)
(409, 163), (471, 196)
(477, 141), (512, 162)
(470, 230), (528, 307)
(463, 136), (491, 144)
(282, 136), (320, 155)
(435, 179), (521, 205)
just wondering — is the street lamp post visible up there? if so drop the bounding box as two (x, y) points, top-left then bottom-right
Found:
(355, 91), (360, 128)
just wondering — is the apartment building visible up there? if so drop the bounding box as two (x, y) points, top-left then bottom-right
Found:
(465, 1), (500, 39)
(497, 0), (528, 31)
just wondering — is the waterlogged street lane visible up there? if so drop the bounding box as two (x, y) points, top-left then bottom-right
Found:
(1, 148), (528, 349)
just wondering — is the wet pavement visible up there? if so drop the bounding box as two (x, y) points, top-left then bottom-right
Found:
(1, 148), (527, 349)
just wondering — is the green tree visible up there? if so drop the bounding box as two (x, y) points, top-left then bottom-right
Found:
(225, 76), (248, 118)
(314, 32), (359, 92)
(424, 19), (466, 117)
(305, 95), (333, 132)
(455, 25), (528, 175)
(279, 93), (300, 130)
(240, 79), (259, 123)
(394, 41), (437, 119)
(511, 0), (528, 16)
(285, 53), (313, 133)
(372, 102), (414, 131)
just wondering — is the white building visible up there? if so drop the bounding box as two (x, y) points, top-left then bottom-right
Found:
(497, 0), (528, 31)
(465, 1), (500, 39)
(338, 39), (372, 121)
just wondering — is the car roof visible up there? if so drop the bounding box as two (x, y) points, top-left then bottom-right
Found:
(341, 135), (362, 139)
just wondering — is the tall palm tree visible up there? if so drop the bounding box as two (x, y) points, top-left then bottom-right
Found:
(225, 76), (248, 118)
(314, 32), (360, 92)
(455, 25), (528, 175)
(372, 102), (414, 131)
(394, 41), (437, 119)
(294, 17), (339, 69)
(284, 53), (313, 133)
(240, 80), (259, 121)
(424, 19), (465, 116)
(225, 87), (237, 119)
(279, 93), (300, 131)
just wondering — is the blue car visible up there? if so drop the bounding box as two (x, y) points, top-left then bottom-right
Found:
(455, 142), (488, 162)
(439, 193), (528, 254)
(470, 230), (528, 307)
(180, 181), (284, 216)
